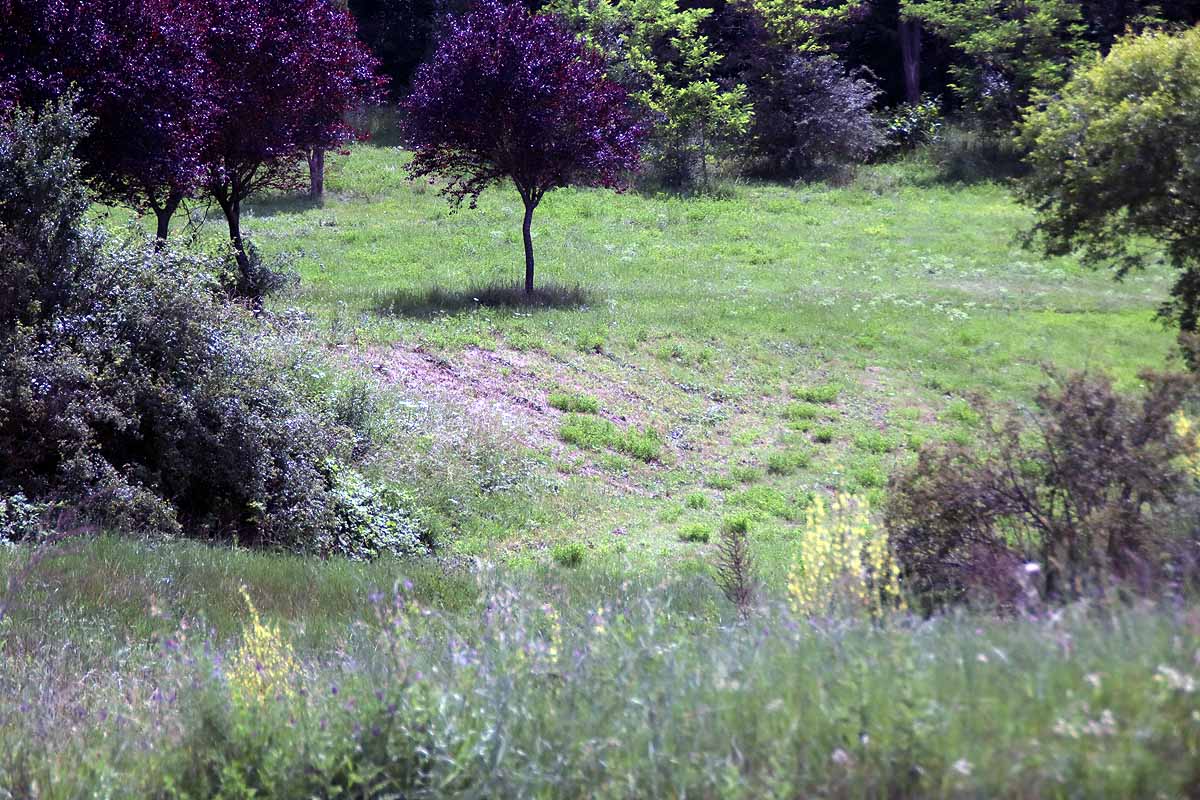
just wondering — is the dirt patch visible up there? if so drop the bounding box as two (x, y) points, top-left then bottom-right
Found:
(356, 345), (693, 495)
(360, 345), (573, 452)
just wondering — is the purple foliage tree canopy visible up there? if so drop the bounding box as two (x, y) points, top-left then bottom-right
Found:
(0, 0), (213, 242)
(402, 0), (644, 294)
(204, 0), (385, 299)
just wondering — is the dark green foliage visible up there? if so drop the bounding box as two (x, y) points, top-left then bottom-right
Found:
(901, 0), (1093, 124)
(0, 101), (424, 557)
(886, 369), (1199, 608)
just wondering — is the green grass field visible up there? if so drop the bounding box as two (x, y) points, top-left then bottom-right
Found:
(209, 143), (1174, 568)
(9, 143), (1197, 797)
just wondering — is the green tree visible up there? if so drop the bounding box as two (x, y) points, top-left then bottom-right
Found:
(902, 0), (1092, 123)
(1017, 26), (1200, 342)
(751, 0), (863, 52)
(549, 0), (752, 189)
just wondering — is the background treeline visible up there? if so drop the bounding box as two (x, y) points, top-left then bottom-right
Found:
(351, 0), (1200, 186)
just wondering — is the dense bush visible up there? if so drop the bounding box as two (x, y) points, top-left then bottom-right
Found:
(881, 94), (942, 151)
(886, 370), (1200, 609)
(746, 53), (885, 178)
(0, 101), (425, 557)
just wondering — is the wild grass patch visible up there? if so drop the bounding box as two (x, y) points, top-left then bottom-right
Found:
(548, 391), (600, 414)
(558, 414), (662, 462)
(789, 383), (841, 403)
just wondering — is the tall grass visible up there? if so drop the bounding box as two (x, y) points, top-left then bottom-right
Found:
(1, 542), (1197, 797)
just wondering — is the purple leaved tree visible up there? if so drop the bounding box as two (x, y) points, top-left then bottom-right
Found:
(203, 0), (385, 299)
(0, 0), (213, 244)
(402, 1), (645, 295)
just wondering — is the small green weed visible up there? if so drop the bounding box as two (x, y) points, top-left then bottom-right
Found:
(678, 523), (712, 544)
(727, 486), (803, 521)
(941, 397), (983, 426)
(853, 430), (899, 454)
(729, 465), (763, 484)
(811, 425), (836, 444)
(705, 474), (736, 490)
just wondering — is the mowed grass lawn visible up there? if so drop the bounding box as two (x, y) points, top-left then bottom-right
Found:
(106, 143), (1176, 569)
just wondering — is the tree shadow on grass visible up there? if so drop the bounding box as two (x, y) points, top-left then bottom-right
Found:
(373, 281), (593, 318)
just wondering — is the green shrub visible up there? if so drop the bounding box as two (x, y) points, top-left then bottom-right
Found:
(882, 94), (942, 151)
(551, 541), (586, 567)
(848, 462), (888, 490)
(811, 425), (836, 444)
(548, 391), (600, 414)
(0, 493), (52, 542)
(729, 465), (763, 484)
(727, 486), (802, 521)
(940, 396), (982, 426)
(704, 474), (737, 490)
(575, 330), (606, 353)
(684, 492), (709, 510)
(0, 101), (424, 558)
(1018, 26), (1200, 345)
(678, 523), (711, 543)
(720, 513), (752, 536)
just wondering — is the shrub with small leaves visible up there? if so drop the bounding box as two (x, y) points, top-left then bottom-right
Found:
(887, 369), (1200, 608)
(551, 541), (586, 568)
(882, 95), (942, 151)
(0, 100), (425, 557)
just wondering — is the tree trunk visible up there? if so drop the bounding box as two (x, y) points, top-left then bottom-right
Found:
(308, 148), (325, 198)
(152, 193), (182, 251)
(899, 19), (922, 104)
(216, 191), (256, 303)
(522, 199), (536, 295)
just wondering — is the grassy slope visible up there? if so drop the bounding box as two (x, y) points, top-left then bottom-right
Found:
(227, 145), (1174, 569)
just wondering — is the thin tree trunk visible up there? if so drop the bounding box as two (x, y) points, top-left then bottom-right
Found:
(522, 199), (536, 295)
(308, 148), (325, 198)
(215, 190), (256, 303)
(899, 19), (922, 104)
